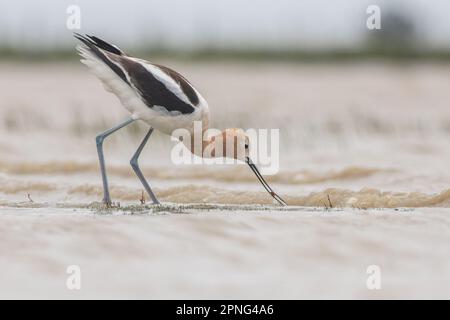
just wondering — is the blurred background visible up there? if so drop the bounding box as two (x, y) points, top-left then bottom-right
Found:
(0, 0), (450, 207)
(1, 0), (450, 300)
(2, 0), (450, 56)
(0, 0), (450, 55)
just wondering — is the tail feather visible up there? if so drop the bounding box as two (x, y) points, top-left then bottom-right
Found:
(74, 33), (124, 55)
(74, 33), (129, 85)
(85, 34), (125, 56)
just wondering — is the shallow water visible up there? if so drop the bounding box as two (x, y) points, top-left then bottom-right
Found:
(1, 62), (450, 208)
(1, 206), (449, 299)
(0, 61), (449, 298)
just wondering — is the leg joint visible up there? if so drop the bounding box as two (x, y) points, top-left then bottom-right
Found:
(96, 134), (105, 147)
(130, 157), (139, 169)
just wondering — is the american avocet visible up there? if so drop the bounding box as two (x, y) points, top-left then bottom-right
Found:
(74, 34), (287, 206)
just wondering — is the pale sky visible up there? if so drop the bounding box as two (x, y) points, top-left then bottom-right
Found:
(0, 0), (449, 51)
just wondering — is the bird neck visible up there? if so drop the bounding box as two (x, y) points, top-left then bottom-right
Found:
(186, 130), (229, 159)
(187, 131), (214, 158)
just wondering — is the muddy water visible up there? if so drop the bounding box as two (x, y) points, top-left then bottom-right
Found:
(1, 62), (450, 208)
(1, 207), (449, 299)
(0, 61), (449, 298)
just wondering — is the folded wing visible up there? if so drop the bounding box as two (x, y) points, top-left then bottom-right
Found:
(75, 33), (198, 115)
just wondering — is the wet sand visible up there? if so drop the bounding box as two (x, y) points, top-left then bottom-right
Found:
(0, 61), (450, 298)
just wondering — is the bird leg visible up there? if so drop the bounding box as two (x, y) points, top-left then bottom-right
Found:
(96, 118), (135, 206)
(130, 127), (160, 205)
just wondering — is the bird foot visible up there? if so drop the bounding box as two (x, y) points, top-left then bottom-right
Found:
(88, 200), (121, 210)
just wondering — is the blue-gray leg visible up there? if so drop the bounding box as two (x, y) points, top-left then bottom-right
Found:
(96, 118), (135, 206)
(130, 127), (160, 204)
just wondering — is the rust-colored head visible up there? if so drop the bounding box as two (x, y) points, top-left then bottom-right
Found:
(206, 128), (250, 160)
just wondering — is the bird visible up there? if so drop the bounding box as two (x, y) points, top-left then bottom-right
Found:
(74, 33), (287, 207)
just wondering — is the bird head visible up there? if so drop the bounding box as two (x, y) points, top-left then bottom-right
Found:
(208, 128), (249, 161)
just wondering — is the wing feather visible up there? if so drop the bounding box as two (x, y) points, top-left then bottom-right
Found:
(74, 33), (198, 115)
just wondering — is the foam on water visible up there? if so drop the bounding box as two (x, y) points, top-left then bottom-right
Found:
(0, 160), (390, 184)
(1, 181), (449, 208)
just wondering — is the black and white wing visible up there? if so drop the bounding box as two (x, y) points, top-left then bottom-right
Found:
(75, 33), (200, 115)
(118, 58), (198, 114)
